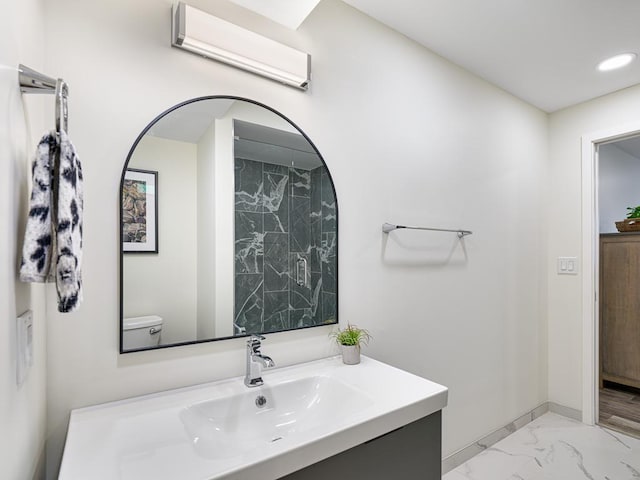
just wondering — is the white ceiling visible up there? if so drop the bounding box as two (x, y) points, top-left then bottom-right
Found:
(147, 99), (234, 143)
(234, 119), (322, 170)
(144, 100), (321, 168)
(340, 0), (640, 113)
(226, 0), (321, 29)
(234, 0), (640, 113)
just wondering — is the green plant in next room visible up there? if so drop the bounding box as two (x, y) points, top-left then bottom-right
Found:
(626, 206), (640, 218)
(330, 324), (372, 347)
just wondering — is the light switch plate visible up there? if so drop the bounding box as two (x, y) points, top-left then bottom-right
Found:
(557, 257), (578, 275)
(16, 310), (33, 386)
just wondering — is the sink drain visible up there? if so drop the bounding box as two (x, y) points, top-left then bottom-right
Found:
(255, 395), (267, 408)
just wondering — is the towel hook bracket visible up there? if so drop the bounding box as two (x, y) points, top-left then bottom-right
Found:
(18, 64), (69, 135)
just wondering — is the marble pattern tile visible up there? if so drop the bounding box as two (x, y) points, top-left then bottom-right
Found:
(235, 158), (263, 213)
(263, 291), (289, 332)
(443, 413), (640, 480)
(263, 170), (289, 233)
(321, 255), (337, 295)
(443, 404), (583, 474)
(290, 168), (311, 197)
(320, 232), (337, 294)
(234, 158), (337, 333)
(310, 167), (323, 274)
(310, 272), (323, 324)
(263, 163), (289, 175)
(320, 231), (337, 257)
(290, 196), (310, 253)
(289, 253), (311, 309)
(310, 167), (322, 213)
(234, 211), (263, 274)
(310, 244), (321, 276)
(263, 233), (289, 292)
(234, 274), (263, 334)
(322, 292), (337, 323)
(321, 170), (336, 232)
(290, 308), (313, 328)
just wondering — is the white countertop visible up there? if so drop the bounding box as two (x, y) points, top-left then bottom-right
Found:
(59, 355), (447, 480)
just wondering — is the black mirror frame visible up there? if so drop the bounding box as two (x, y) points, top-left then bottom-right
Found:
(119, 96), (339, 353)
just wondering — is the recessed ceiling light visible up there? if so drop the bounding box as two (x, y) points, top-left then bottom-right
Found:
(597, 53), (637, 72)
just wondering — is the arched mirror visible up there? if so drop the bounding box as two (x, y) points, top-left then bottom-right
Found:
(119, 97), (338, 353)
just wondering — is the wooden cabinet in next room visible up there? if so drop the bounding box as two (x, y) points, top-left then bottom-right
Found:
(600, 233), (640, 389)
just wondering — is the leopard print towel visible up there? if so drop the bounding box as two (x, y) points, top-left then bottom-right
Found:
(20, 131), (83, 313)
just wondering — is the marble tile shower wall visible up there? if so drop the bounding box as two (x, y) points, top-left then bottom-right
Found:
(234, 158), (337, 335)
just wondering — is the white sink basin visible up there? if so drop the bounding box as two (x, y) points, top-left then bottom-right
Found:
(59, 356), (447, 480)
(181, 375), (374, 459)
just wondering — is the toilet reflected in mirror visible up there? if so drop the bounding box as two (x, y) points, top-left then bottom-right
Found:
(122, 315), (163, 350)
(119, 97), (338, 353)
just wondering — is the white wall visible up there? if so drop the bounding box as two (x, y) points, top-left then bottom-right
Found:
(196, 123), (217, 339)
(0, 0), (48, 478)
(124, 135), (198, 345)
(42, 0), (548, 475)
(213, 115), (236, 338)
(548, 83), (640, 413)
(598, 144), (640, 233)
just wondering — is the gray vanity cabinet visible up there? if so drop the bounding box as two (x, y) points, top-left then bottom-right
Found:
(279, 412), (442, 480)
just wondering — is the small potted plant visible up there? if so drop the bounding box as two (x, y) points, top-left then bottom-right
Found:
(330, 324), (371, 365)
(615, 206), (640, 232)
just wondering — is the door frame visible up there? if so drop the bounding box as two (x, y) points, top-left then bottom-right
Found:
(581, 121), (640, 425)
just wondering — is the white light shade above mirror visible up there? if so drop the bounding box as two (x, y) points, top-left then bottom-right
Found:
(172, 3), (311, 89)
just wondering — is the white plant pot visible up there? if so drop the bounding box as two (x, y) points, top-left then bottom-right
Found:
(341, 345), (361, 365)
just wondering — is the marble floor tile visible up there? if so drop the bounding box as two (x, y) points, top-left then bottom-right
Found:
(443, 412), (640, 480)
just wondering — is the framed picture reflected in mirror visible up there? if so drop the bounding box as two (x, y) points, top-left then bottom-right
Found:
(122, 168), (158, 253)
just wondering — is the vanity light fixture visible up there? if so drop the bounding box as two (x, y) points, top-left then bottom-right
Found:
(172, 2), (311, 90)
(597, 52), (637, 72)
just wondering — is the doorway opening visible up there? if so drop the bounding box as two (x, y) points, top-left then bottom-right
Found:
(596, 134), (640, 438)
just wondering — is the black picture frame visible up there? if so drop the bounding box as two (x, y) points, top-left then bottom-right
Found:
(122, 168), (158, 253)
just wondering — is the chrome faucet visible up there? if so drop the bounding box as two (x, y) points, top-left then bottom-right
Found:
(244, 334), (275, 387)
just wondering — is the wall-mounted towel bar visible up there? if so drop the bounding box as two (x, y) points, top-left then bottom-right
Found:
(19, 64), (57, 93)
(18, 64), (70, 222)
(382, 223), (472, 238)
(19, 64), (69, 134)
